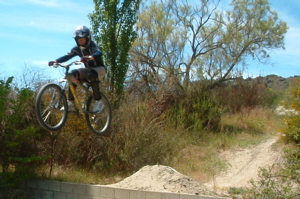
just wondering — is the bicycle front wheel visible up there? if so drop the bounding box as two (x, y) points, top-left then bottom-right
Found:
(85, 93), (112, 136)
(35, 83), (68, 131)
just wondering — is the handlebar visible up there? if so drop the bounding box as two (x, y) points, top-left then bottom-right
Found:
(49, 56), (93, 69)
(50, 61), (82, 69)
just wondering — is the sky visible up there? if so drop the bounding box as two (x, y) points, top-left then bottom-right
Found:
(0, 0), (300, 82)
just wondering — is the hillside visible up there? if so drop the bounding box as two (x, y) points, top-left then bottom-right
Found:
(257, 74), (300, 92)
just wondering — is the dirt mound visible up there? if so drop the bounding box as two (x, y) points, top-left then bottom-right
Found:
(107, 136), (283, 197)
(108, 165), (212, 195)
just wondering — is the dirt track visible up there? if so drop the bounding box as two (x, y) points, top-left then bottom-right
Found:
(107, 136), (283, 196)
(204, 136), (282, 190)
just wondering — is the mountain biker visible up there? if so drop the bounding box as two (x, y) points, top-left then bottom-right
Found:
(48, 25), (106, 112)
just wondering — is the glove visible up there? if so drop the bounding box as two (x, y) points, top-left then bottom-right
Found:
(80, 57), (88, 63)
(48, 61), (56, 66)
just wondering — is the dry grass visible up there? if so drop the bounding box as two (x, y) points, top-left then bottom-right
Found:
(171, 107), (284, 183)
(38, 165), (122, 185)
(33, 97), (284, 186)
(40, 107), (284, 185)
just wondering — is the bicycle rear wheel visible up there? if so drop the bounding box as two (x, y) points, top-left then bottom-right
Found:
(35, 83), (68, 131)
(85, 93), (112, 136)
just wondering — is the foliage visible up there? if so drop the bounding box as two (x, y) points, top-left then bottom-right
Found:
(168, 82), (222, 132)
(129, 0), (188, 91)
(207, 0), (288, 88)
(0, 188), (30, 199)
(0, 77), (46, 188)
(129, 0), (287, 90)
(245, 148), (300, 198)
(213, 77), (279, 113)
(40, 95), (184, 176)
(130, 0), (220, 90)
(89, 0), (141, 97)
(282, 79), (300, 144)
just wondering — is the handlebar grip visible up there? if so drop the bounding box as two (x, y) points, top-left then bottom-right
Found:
(49, 63), (59, 68)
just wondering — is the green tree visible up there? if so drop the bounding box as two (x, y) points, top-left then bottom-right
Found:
(0, 77), (45, 187)
(89, 0), (141, 97)
(129, 1), (188, 93)
(129, 0), (220, 91)
(205, 0), (288, 88)
(129, 0), (287, 90)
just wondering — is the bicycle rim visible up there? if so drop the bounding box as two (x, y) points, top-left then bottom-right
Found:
(85, 93), (112, 136)
(35, 83), (68, 131)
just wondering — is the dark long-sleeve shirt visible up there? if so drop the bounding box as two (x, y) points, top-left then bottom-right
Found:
(56, 40), (104, 68)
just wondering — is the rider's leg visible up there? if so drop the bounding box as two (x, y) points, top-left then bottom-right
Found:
(88, 70), (101, 100)
(78, 67), (105, 112)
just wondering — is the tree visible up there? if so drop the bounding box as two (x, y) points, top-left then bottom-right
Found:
(89, 0), (141, 97)
(128, 1), (187, 93)
(0, 77), (45, 186)
(205, 0), (288, 88)
(129, 0), (287, 90)
(129, 0), (220, 91)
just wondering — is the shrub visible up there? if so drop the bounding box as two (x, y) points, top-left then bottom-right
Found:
(213, 77), (278, 113)
(41, 94), (185, 176)
(282, 79), (300, 144)
(0, 77), (46, 188)
(246, 148), (300, 198)
(168, 82), (222, 132)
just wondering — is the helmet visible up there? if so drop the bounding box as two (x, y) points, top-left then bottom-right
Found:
(73, 26), (91, 47)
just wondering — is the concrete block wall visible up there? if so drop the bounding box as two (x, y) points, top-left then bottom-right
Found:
(24, 180), (231, 199)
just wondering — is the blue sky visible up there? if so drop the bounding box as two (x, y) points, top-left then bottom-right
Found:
(0, 0), (299, 81)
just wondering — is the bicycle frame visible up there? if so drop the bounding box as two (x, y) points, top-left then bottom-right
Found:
(36, 60), (112, 135)
(55, 61), (93, 114)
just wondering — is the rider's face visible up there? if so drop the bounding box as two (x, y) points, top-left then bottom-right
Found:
(77, 37), (87, 46)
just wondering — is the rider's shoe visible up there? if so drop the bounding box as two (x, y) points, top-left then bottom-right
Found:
(93, 100), (103, 113)
(60, 100), (75, 112)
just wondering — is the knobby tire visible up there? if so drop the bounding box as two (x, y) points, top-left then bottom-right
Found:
(35, 83), (68, 131)
(85, 92), (112, 136)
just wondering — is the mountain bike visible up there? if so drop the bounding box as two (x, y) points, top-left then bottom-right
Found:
(35, 61), (112, 136)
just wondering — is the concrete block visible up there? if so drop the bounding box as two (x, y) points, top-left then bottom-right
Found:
(80, 195), (106, 199)
(144, 190), (162, 199)
(66, 193), (80, 199)
(162, 192), (180, 199)
(79, 195), (93, 199)
(115, 188), (130, 199)
(61, 182), (75, 193)
(99, 186), (115, 198)
(37, 180), (49, 190)
(198, 195), (231, 199)
(39, 190), (54, 199)
(73, 183), (88, 195)
(48, 181), (61, 192)
(54, 192), (66, 199)
(86, 185), (101, 196)
(179, 194), (199, 199)
(130, 190), (146, 199)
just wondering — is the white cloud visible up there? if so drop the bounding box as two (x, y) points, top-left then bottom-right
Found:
(26, 0), (59, 7)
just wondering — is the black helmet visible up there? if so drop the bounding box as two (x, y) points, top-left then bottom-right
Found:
(73, 26), (91, 47)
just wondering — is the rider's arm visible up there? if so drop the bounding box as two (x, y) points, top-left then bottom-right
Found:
(56, 46), (78, 63)
(89, 42), (104, 66)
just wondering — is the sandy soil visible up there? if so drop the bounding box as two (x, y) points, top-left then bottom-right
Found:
(204, 136), (282, 190)
(107, 136), (283, 197)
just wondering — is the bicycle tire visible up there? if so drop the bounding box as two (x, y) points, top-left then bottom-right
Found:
(35, 83), (68, 131)
(85, 92), (112, 136)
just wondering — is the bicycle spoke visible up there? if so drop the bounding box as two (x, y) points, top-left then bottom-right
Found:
(36, 83), (68, 131)
(85, 94), (112, 135)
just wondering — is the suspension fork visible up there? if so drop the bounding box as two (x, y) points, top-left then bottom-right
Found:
(68, 77), (91, 115)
